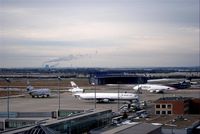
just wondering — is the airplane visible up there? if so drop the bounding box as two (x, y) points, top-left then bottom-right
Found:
(69, 82), (139, 103)
(26, 85), (51, 98)
(68, 81), (85, 93)
(148, 78), (197, 89)
(133, 84), (175, 93)
(167, 80), (191, 89)
(73, 92), (139, 103)
(147, 78), (179, 83)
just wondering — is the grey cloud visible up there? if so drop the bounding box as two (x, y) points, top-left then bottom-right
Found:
(0, 0), (199, 67)
(44, 48), (99, 63)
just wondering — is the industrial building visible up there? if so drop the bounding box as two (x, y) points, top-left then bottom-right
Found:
(155, 97), (200, 115)
(155, 97), (190, 115)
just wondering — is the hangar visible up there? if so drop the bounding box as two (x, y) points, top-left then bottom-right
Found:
(89, 73), (148, 85)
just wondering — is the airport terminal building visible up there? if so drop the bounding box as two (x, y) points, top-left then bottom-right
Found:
(1, 109), (112, 134)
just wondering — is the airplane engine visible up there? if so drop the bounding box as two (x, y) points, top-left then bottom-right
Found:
(103, 99), (110, 102)
(155, 90), (164, 93)
(149, 90), (154, 93)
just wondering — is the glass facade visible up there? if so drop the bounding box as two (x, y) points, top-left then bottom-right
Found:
(5, 119), (36, 129)
(48, 110), (112, 134)
(1, 110), (112, 134)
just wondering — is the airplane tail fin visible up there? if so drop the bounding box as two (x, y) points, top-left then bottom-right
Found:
(26, 80), (34, 92)
(133, 85), (141, 91)
(70, 81), (78, 88)
(26, 86), (34, 92)
(133, 85), (142, 94)
(69, 81), (85, 93)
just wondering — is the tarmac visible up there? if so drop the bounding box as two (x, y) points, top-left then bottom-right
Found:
(0, 85), (200, 113)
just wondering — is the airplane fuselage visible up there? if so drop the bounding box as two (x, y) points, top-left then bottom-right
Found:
(74, 93), (138, 102)
(133, 84), (175, 93)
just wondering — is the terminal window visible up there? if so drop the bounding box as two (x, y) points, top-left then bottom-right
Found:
(162, 105), (166, 108)
(156, 111), (160, 114)
(167, 104), (172, 109)
(156, 105), (160, 108)
(162, 111), (166, 115)
(167, 111), (172, 114)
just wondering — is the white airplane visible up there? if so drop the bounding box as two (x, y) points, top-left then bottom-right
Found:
(147, 78), (179, 83)
(26, 85), (51, 98)
(74, 92), (139, 103)
(133, 84), (175, 93)
(70, 82), (139, 102)
(68, 81), (85, 93)
(148, 78), (197, 87)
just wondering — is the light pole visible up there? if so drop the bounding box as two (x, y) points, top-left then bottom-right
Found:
(92, 82), (96, 109)
(118, 83), (120, 111)
(57, 76), (62, 116)
(5, 78), (11, 119)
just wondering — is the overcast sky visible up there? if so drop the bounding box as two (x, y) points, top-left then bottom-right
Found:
(0, 0), (199, 68)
